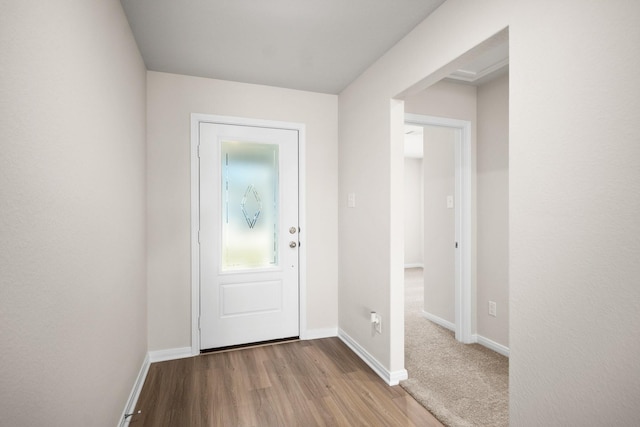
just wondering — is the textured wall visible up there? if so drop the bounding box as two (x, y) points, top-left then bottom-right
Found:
(509, 2), (640, 424)
(422, 126), (456, 323)
(0, 1), (147, 425)
(477, 72), (509, 347)
(403, 158), (423, 266)
(146, 71), (339, 351)
(405, 80), (478, 121)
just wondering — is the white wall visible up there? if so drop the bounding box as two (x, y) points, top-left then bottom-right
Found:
(422, 126), (456, 323)
(339, 91), (397, 373)
(509, 2), (640, 423)
(403, 158), (423, 267)
(0, 1), (147, 425)
(405, 80), (478, 122)
(339, 0), (640, 424)
(477, 72), (509, 347)
(147, 71), (339, 350)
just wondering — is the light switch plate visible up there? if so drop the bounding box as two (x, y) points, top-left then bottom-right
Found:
(348, 193), (356, 208)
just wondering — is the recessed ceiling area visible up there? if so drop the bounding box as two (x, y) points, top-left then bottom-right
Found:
(120, 0), (446, 94)
(446, 41), (509, 86)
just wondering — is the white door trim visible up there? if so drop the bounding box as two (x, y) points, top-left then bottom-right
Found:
(190, 113), (307, 355)
(404, 113), (473, 344)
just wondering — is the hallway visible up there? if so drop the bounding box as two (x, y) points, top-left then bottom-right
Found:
(402, 268), (509, 426)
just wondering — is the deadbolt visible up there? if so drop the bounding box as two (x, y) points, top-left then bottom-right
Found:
(289, 241), (297, 248)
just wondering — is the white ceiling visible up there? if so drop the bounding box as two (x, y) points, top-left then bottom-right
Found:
(120, 0), (446, 94)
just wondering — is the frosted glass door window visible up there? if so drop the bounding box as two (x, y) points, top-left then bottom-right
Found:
(221, 141), (279, 270)
(198, 120), (299, 349)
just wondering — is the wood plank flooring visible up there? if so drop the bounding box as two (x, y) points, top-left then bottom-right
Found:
(130, 337), (443, 426)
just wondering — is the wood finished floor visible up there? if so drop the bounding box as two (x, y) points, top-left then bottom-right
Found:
(131, 337), (443, 427)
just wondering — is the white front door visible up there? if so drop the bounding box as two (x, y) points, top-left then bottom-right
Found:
(199, 122), (299, 350)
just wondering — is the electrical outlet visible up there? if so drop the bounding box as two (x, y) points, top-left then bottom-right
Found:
(489, 301), (497, 317)
(370, 311), (382, 334)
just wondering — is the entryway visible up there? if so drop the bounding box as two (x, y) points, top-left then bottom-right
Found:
(191, 115), (304, 351)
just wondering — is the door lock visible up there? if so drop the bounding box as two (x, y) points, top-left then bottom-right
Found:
(289, 227), (297, 234)
(289, 241), (297, 248)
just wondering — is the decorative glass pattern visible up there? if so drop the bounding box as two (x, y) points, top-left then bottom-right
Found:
(241, 184), (261, 229)
(221, 141), (279, 270)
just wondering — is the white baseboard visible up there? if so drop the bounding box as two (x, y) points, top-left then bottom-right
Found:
(119, 346), (196, 426)
(404, 263), (424, 269)
(338, 329), (407, 386)
(420, 312), (509, 357)
(119, 353), (150, 427)
(148, 347), (194, 363)
(422, 310), (456, 332)
(388, 367), (409, 385)
(474, 334), (510, 357)
(301, 327), (338, 340)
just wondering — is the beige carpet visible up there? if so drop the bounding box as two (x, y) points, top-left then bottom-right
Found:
(401, 268), (509, 427)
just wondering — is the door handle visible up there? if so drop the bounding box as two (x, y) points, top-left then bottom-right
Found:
(289, 241), (297, 248)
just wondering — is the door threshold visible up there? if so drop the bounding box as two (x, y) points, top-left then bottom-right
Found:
(200, 336), (300, 354)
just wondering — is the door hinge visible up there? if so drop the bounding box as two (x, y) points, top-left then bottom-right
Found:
(197, 144), (201, 158)
(455, 242), (459, 248)
(198, 316), (201, 330)
(198, 230), (201, 244)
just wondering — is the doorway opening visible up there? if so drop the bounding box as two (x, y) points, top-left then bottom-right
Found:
(396, 28), (510, 426)
(404, 114), (472, 343)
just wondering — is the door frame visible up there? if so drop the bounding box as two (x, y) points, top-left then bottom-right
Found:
(190, 113), (307, 355)
(404, 113), (473, 343)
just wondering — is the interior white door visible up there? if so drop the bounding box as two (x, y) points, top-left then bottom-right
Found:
(199, 122), (299, 350)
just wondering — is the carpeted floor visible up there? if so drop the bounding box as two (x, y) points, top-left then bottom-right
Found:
(401, 268), (509, 427)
